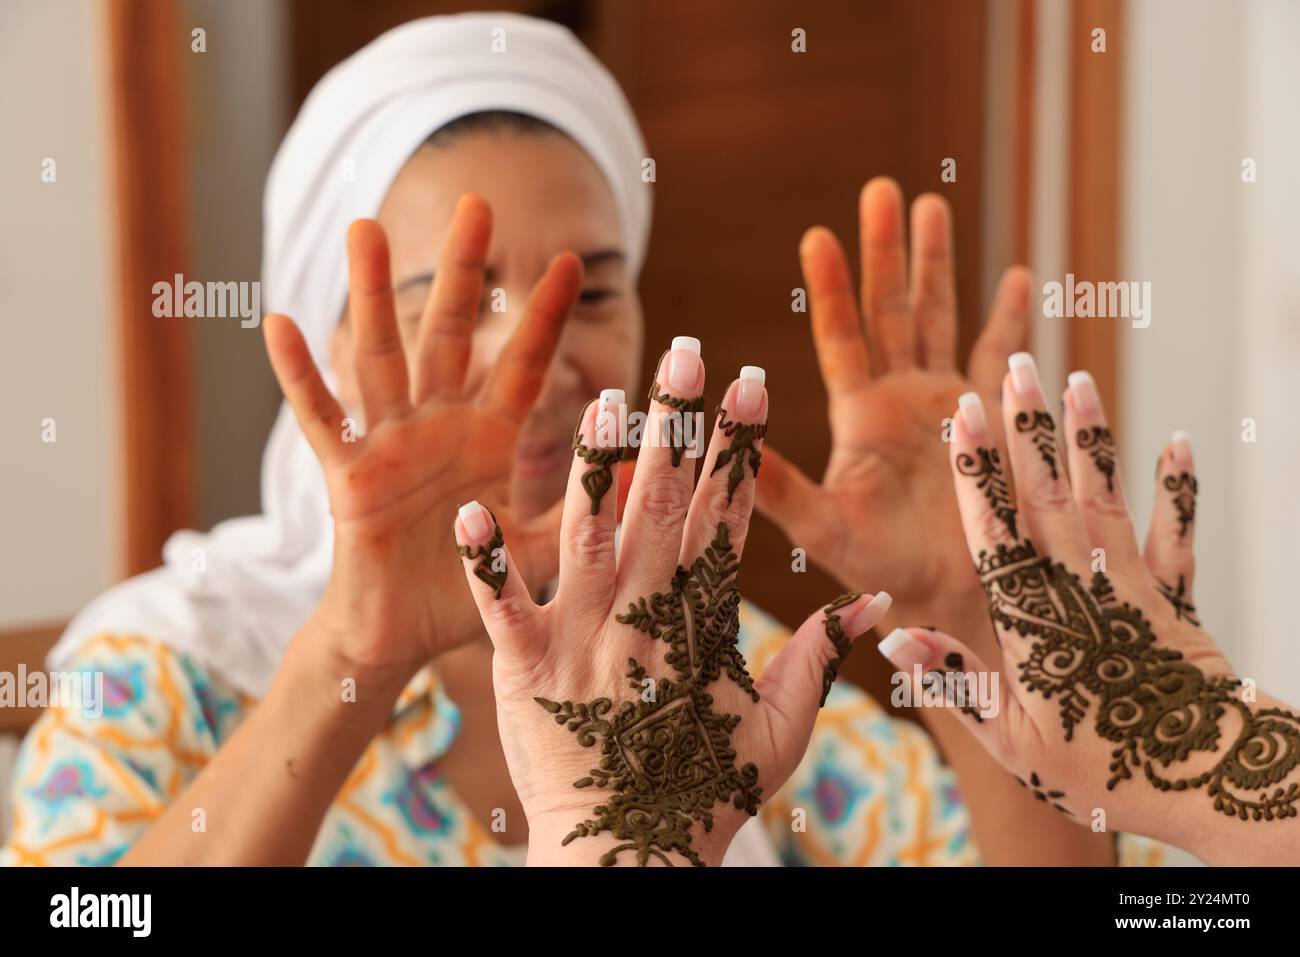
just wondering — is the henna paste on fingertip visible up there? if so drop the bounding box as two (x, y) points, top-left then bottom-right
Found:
(1163, 472), (1198, 539)
(455, 508), (507, 599)
(1015, 410), (1059, 480)
(1076, 426), (1116, 493)
(818, 592), (862, 707)
(572, 399), (621, 516)
(711, 406), (767, 504)
(956, 447), (1019, 539)
(538, 522), (762, 866)
(647, 350), (705, 468)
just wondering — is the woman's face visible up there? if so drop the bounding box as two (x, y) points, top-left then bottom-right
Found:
(331, 128), (644, 517)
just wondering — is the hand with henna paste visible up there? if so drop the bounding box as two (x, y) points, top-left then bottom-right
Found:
(882, 354), (1300, 865)
(454, 341), (893, 866)
(263, 197), (580, 684)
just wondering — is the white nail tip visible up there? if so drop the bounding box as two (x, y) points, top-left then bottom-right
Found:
(1171, 429), (1191, 444)
(599, 388), (625, 407)
(957, 391), (983, 412)
(1067, 370), (1095, 388)
(458, 501), (485, 523)
(1008, 352), (1036, 370)
(739, 365), (766, 385)
(877, 627), (914, 657)
(671, 335), (701, 354)
(868, 591), (893, 613)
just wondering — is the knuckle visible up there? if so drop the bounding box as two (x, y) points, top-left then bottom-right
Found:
(488, 592), (533, 631)
(1080, 487), (1129, 520)
(567, 517), (615, 567)
(702, 483), (755, 532)
(975, 506), (1020, 547)
(1022, 478), (1075, 513)
(636, 477), (693, 526)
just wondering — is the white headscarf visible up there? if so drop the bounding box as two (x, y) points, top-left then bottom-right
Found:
(48, 12), (652, 697)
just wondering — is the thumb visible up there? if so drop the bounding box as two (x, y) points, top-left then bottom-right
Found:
(756, 591), (893, 750)
(752, 443), (824, 544)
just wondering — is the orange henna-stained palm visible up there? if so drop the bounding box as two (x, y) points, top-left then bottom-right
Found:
(262, 197), (581, 678)
(755, 177), (1032, 634)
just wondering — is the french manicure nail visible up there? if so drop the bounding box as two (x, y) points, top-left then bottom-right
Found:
(1170, 430), (1193, 469)
(958, 391), (988, 442)
(1008, 352), (1043, 401)
(596, 389), (625, 449)
(736, 365), (766, 419)
(841, 591), (892, 637)
(458, 501), (493, 545)
(877, 627), (932, 671)
(666, 335), (701, 393)
(1067, 370), (1101, 416)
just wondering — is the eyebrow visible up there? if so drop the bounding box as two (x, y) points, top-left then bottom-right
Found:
(394, 247), (626, 293)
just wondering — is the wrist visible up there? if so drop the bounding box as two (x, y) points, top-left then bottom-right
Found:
(525, 808), (734, 867)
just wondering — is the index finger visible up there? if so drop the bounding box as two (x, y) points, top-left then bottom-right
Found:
(480, 251), (583, 423)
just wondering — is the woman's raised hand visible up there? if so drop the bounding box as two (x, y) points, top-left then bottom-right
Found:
(263, 196), (581, 682)
(454, 340), (892, 866)
(880, 354), (1300, 864)
(755, 177), (1031, 645)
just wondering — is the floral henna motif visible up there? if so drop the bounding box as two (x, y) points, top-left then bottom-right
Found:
(647, 351), (705, 468)
(571, 403), (621, 516)
(1015, 771), (1072, 816)
(710, 406), (767, 505)
(922, 651), (984, 723)
(1077, 426), (1116, 493)
(956, 447), (1019, 540)
(1015, 410), (1059, 480)
(976, 537), (1300, 821)
(455, 509), (506, 598)
(536, 523), (763, 866)
(818, 592), (861, 707)
(1163, 472), (1198, 539)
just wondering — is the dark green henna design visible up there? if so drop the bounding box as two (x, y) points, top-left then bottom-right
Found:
(1015, 410), (1059, 480)
(647, 350), (705, 468)
(1077, 426), (1116, 493)
(1015, 771), (1072, 816)
(572, 401), (621, 516)
(818, 592), (861, 707)
(956, 447), (1019, 540)
(1163, 472), (1198, 539)
(455, 508), (507, 599)
(538, 522), (763, 865)
(1157, 575), (1201, 626)
(710, 406), (767, 505)
(975, 538), (1300, 821)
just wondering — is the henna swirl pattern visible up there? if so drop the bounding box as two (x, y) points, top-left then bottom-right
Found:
(818, 592), (861, 707)
(1077, 426), (1116, 493)
(536, 523), (763, 865)
(571, 404), (621, 516)
(957, 448), (1019, 540)
(455, 509), (506, 599)
(1015, 410), (1059, 480)
(976, 538), (1300, 821)
(647, 351), (705, 468)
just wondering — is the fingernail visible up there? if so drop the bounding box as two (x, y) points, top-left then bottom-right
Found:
(1170, 430), (1193, 469)
(736, 365), (766, 419)
(596, 389), (625, 449)
(1067, 370), (1100, 416)
(457, 501), (493, 545)
(666, 335), (701, 393)
(1008, 352), (1043, 401)
(841, 591), (892, 637)
(958, 391), (988, 442)
(877, 627), (933, 671)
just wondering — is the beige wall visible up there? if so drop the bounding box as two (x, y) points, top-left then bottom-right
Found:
(0, 0), (119, 626)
